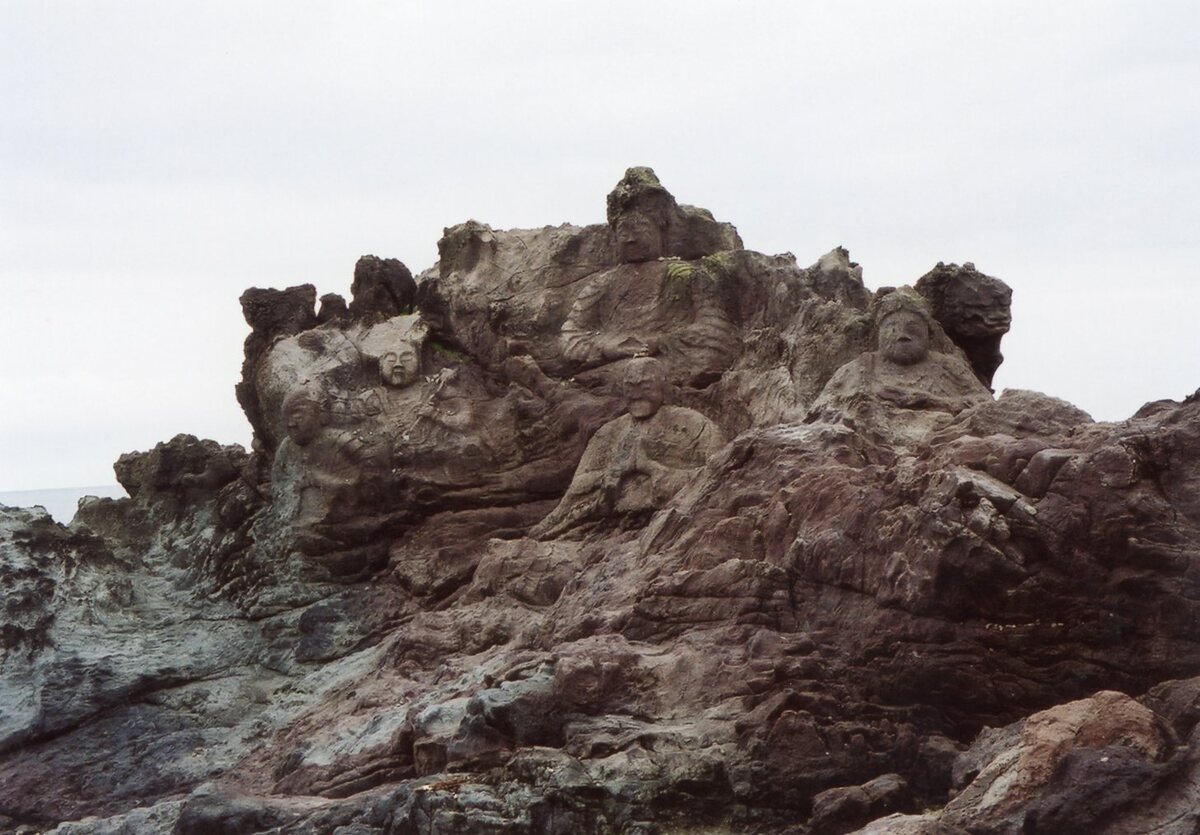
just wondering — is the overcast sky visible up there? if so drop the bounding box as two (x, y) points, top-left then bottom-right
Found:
(2, 1), (1197, 490)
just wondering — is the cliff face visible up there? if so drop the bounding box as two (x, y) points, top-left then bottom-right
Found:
(2, 168), (1198, 835)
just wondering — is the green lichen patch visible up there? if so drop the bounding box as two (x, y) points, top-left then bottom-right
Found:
(431, 342), (470, 364)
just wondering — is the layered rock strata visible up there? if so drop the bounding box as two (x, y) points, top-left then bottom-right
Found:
(1, 168), (1197, 835)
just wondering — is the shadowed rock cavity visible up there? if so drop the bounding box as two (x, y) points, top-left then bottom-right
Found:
(1, 167), (1198, 835)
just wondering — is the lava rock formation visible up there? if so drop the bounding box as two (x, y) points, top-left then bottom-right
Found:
(2, 168), (1198, 835)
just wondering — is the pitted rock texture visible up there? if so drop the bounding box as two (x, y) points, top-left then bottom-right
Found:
(1, 167), (1197, 834)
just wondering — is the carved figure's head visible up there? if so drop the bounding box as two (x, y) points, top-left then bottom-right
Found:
(876, 291), (934, 366)
(613, 211), (665, 264)
(624, 356), (667, 420)
(380, 341), (421, 388)
(607, 167), (674, 264)
(281, 385), (327, 446)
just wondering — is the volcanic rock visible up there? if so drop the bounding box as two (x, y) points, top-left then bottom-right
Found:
(349, 255), (417, 322)
(1, 168), (1198, 834)
(915, 262), (1012, 390)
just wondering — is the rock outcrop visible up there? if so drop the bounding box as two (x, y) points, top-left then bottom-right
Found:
(1, 168), (1197, 834)
(915, 262), (1012, 391)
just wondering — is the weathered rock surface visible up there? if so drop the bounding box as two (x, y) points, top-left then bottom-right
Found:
(1, 168), (1197, 834)
(915, 262), (1012, 391)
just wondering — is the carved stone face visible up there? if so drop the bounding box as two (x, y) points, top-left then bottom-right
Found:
(879, 309), (931, 366)
(380, 345), (420, 388)
(614, 211), (664, 264)
(284, 397), (324, 446)
(624, 358), (666, 419)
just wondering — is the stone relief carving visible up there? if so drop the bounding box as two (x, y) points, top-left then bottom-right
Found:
(807, 288), (991, 445)
(13, 167), (1200, 834)
(559, 168), (741, 388)
(532, 357), (724, 538)
(267, 384), (380, 556)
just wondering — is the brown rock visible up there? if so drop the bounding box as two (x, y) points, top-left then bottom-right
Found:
(811, 773), (912, 834)
(4, 169), (1199, 835)
(349, 255), (417, 321)
(915, 261), (1012, 390)
(235, 283), (318, 447)
(940, 691), (1174, 833)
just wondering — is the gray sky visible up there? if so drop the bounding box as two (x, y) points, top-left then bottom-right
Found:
(2, 1), (1197, 490)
